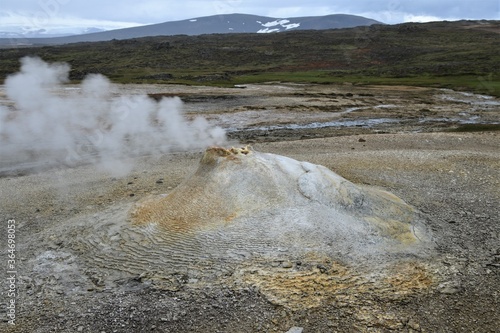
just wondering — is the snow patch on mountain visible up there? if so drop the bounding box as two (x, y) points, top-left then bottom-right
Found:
(257, 19), (301, 33)
(261, 19), (289, 27)
(284, 23), (300, 30)
(257, 28), (280, 33)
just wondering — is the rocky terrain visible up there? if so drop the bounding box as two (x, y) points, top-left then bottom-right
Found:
(0, 83), (499, 332)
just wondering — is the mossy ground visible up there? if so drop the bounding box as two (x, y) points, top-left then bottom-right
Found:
(1, 20), (499, 96)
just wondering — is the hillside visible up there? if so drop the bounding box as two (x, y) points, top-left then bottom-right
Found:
(0, 13), (380, 46)
(0, 20), (499, 96)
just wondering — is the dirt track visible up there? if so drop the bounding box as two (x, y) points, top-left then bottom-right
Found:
(0, 83), (499, 332)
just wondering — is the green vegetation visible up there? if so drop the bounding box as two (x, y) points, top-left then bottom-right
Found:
(1, 20), (499, 96)
(447, 124), (500, 132)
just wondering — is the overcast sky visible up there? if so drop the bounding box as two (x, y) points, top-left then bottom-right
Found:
(1, 0), (499, 33)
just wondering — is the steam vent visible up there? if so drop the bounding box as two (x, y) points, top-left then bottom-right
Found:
(60, 146), (434, 310)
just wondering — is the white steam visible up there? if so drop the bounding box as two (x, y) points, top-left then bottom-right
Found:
(0, 57), (226, 175)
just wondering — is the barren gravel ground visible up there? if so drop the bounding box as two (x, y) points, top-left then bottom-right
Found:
(0, 83), (499, 332)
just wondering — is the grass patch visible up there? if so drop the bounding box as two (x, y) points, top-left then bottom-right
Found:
(231, 72), (500, 97)
(447, 124), (500, 132)
(1, 21), (499, 96)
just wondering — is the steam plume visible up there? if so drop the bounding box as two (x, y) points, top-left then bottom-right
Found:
(0, 57), (226, 175)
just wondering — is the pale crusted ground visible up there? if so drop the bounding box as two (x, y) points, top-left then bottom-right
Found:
(1, 131), (498, 332)
(0, 83), (499, 332)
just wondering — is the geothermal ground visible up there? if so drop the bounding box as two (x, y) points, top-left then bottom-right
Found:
(1, 82), (499, 332)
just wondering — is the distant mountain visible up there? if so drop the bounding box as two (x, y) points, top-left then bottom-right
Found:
(1, 13), (381, 46)
(0, 30), (69, 39)
(0, 27), (106, 39)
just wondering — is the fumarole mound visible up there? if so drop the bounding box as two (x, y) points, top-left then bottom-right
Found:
(130, 146), (431, 261)
(24, 146), (435, 311)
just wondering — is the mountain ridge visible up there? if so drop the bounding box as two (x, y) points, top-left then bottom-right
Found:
(1, 13), (381, 46)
